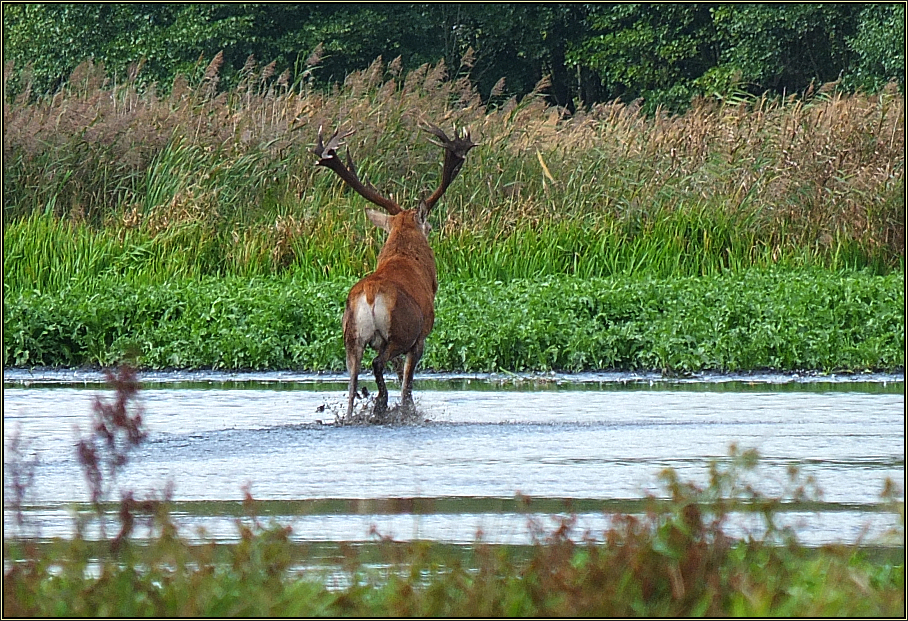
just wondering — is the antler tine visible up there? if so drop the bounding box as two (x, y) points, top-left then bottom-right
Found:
(313, 126), (402, 215)
(314, 125), (355, 161)
(421, 123), (477, 156)
(344, 149), (358, 179)
(420, 123), (478, 213)
(420, 123), (447, 147)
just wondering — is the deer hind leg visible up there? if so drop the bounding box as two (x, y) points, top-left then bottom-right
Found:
(400, 341), (424, 413)
(345, 344), (364, 419)
(371, 344), (391, 417)
(390, 355), (405, 383)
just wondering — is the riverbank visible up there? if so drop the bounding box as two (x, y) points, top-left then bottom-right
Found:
(5, 66), (903, 374)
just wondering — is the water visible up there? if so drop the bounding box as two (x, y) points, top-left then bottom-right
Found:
(3, 369), (904, 547)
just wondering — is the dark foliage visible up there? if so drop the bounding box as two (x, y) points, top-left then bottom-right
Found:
(3, 4), (904, 111)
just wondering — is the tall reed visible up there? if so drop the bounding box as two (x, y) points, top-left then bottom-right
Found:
(3, 56), (904, 292)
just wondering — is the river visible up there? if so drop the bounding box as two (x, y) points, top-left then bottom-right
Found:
(3, 369), (904, 548)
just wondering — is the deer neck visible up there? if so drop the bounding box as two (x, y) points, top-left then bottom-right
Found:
(378, 227), (434, 265)
(376, 226), (437, 292)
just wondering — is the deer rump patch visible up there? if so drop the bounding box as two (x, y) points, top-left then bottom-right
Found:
(344, 283), (425, 357)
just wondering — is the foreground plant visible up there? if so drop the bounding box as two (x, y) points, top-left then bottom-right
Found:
(3, 378), (904, 619)
(5, 484), (903, 616)
(342, 448), (904, 617)
(73, 366), (160, 543)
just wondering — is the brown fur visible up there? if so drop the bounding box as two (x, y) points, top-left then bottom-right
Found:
(313, 124), (475, 419)
(343, 211), (437, 417)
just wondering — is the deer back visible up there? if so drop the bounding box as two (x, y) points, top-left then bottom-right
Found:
(354, 210), (437, 343)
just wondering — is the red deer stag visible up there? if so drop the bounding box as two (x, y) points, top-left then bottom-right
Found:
(313, 124), (476, 419)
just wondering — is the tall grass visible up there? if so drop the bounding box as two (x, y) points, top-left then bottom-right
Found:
(2, 203), (895, 296)
(3, 56), (904, 291)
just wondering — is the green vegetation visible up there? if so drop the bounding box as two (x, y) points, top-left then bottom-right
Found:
(2, 58), (904, 372)
(4, 270), (904, 372)
(5, 491), (903, 616)
(4, 56), (904, 268)
(3, 4), (904, 111)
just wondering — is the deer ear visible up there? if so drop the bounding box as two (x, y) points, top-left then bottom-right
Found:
(415, 201), (433, 235)
(365, 209), (393, 232)
(416, 199), (430, 222)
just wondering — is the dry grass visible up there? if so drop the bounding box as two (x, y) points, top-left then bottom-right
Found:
(3, 56), (904, 266)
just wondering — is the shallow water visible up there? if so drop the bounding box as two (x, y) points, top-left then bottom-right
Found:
(3, 369), (904, 547)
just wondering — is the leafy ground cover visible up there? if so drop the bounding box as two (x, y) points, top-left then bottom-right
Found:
(3, 270), (903, 372)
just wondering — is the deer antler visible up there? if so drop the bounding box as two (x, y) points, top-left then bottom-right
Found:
(420, 123), (478, 214)
(313, 126), (402, 215)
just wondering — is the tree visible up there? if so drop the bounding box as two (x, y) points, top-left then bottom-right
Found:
(444, 5), (592, 109)
(3, 4), (260, 91)
(845, 3), (905, 91)
(3, 3), (903, 110)
(571, 4), (719, 112)
(711, 4), (862, 94)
